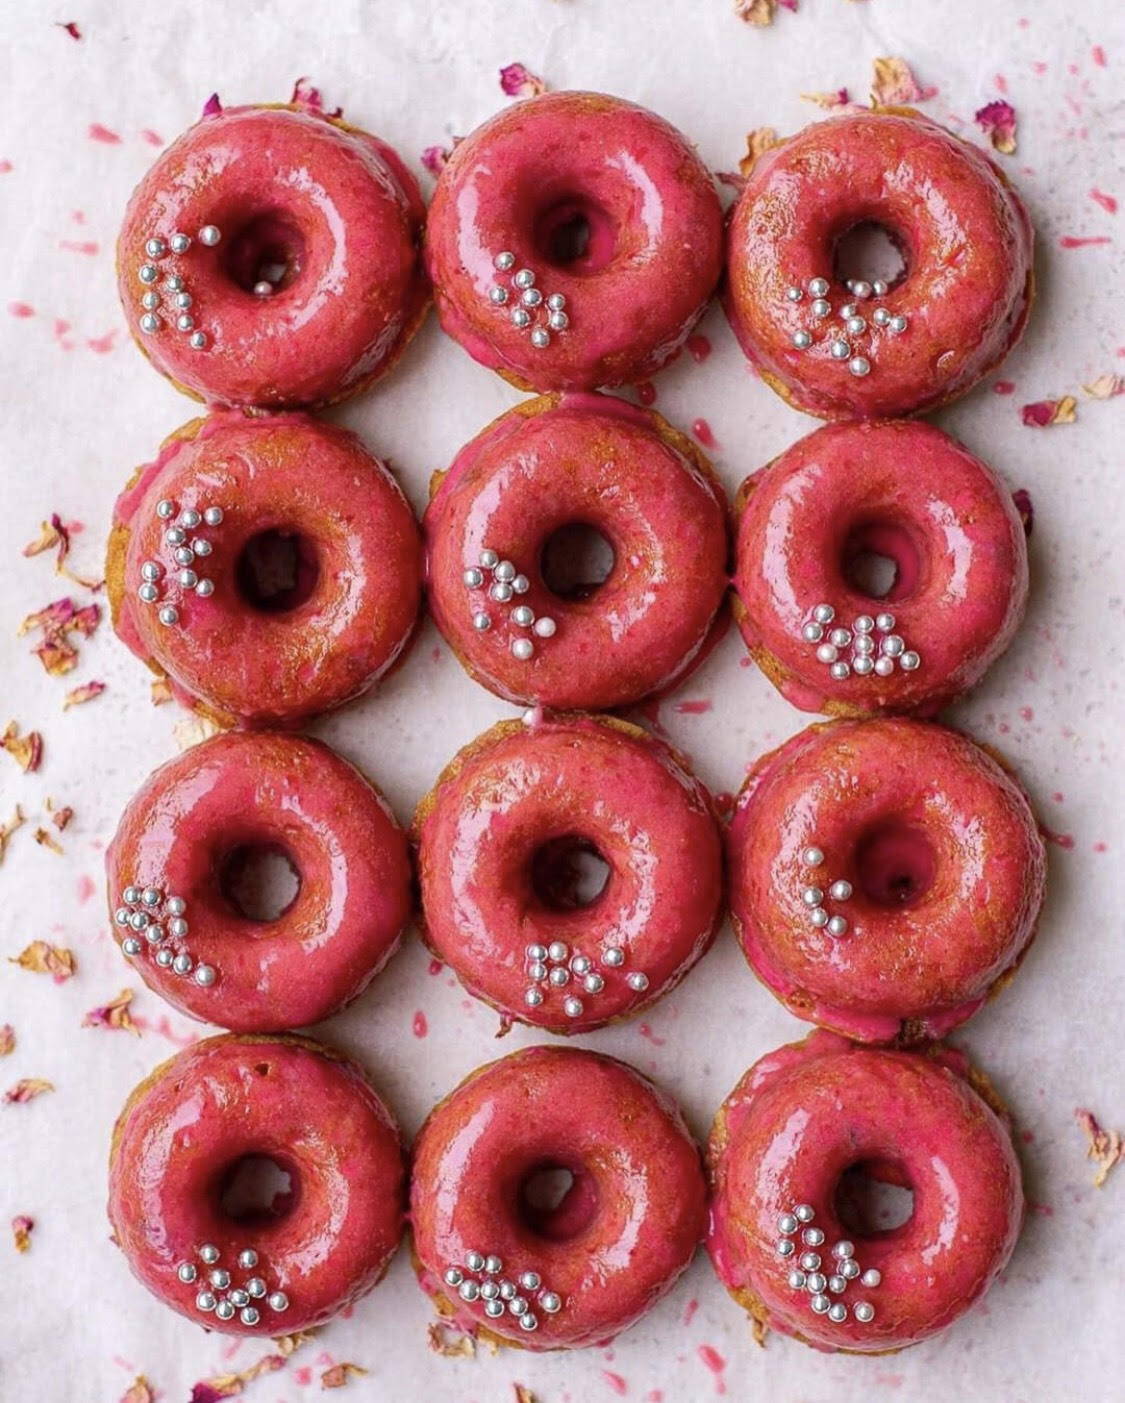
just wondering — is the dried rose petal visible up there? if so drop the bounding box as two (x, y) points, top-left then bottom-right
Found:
(421, 145), (451, 176)
(1021, 395), (1076, 427)
(499, 63), (546, 98)
(174, 714), (222, 752)
(715, 170), (746, 190)
(34, 638), (77, 675)
(0, 1026), (15, 1057)
(120, 1379), (156, 1403)
(427, 1321), (476, 1358)
(801, 88), (852, 109)
(1, 722), (43, 774)
(871, 56), (937, 107)
(33, 827), (64, 855)
(192, 1351), (288, 1401)
(46, 798), (73, 831)
(21, 514), (102, 590)
(975, 100), (1018, 155)
(734, 0), (778, 23)
(11, 1215), (34, 1252)
(1012, 489), (1034, 538)
(514, 1389), (539, 1403)
(150, 678), (173, 706)
(83, 988), (139, 1035)
(57, 21), (81, 39)
(272, 1330), (317, 1357)
(1076, 1109), (1124, 1187)
(739, 126), (782, 177)
(321, 1363), (368, 1388)
(1083, 373), (1124, 400)
(4, 1077), (54, 1104)
(10, 941), (76, 982)
(0, 806), (25, 864)
(201, 93), (222, 118)
(290, 77), (342, 117)
(19, 596), (101, 675)
(63, 680), (106, 709)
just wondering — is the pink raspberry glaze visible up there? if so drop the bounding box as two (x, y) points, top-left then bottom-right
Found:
(425, 393), (730, 709)
(728, 718), (1046, 1043)
(707, 1031), (1022, 1353)
(425, 92), (723, 392)
(117, 104), (427, 409)
(726, 111), (1033, 419)
(108, 411), (421, 728)
(411, 1045), (707, 1350)
(414, 715), (723, 1034)
(108, 1034), (406, 1334)
(106, 732), (412, 1031)
(732, 419), (1029, 717)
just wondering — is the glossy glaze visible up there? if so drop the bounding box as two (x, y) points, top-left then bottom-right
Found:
(728, 718), (1046, 1042)
(106, 732), (412, 1031)
(726, 110), (1033, 419)
(117, 104), (428, 409)
(107, 411), (422, 728)
(412, 1045), (707, 1349)
(108, 1034), (406, 1334)
(426, 91), (724, 392)
(733, 419), (1029, 717)
(426, 393), (730, 709)
(707, 1030), (1023, 1353)
(414, 715), (724, 1033)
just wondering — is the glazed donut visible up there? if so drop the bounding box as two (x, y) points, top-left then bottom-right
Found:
(412, 1045), (707, 1349)
(425, 91), (723, 392)
(425, 393), (730, 709)
(108, 1034), (406, 1334)
(706, 1030), (1023, 1352)
(732, 419), (1029, 717)
(728, 718), (1046, 1043)
(107, 411), (421, 728)
(117, 103), (427, 409)
(107, 731), (412, 1031)
(726, 110), (1033, 419)
(414, 715), (724, 1033)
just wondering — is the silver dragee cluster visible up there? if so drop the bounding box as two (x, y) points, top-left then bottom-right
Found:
(177, 1243), (289, 1325)
(802, 606), (921, 680)
(137, 497), (224, 627)
(443, 1250), (563, 1332)
(463, 546), (557, 660)
(784, 275), (908, 378)
(523, 940), (649, 1018)
(114, 884), (216, 987)
(799, 845), (854, 938)
(137, 223), (222, 350)
(776, 1203), (879, 1325)
(489, 251), (569, 349)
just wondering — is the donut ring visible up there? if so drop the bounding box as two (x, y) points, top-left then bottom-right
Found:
(106, 411), (422, 728)
(107, 731), (412, 1031)
(707, 1031), (1023, 1353)
(726, 110), (1033, 419)
(732, 419), (1029, 717)
(108, 1033), (406, 1334)
(117, 103), (428, 409)
(414, 714), (724, 1033)
(728, 718), (1046, 1043)
(426, 91), (724, 392)
(411, 1045), (707, 1350)
(425, 393), (730, 709)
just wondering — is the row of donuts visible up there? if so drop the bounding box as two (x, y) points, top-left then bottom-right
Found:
(108, 1029), (1021, 1354)
(107, 400), (1029, 729)
(106, 713), (1045, 1043)
(118, 93), (1032, 422)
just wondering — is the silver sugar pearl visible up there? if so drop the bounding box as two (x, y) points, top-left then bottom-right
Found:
(514, 268), (535, 289)
(603, 948), (625, 967)
(777, 1239), (795, 1257)
(786, 286), (804, 302)
(853, 656), (874, 675)
(192, 538), (212, 557)
(803, 1226), (825, 1246)
(214, 1300), (235, 1321)
(463, 567), (484, 588)
(195, 578), (214, 598)
(114, 908), (130, 926)
(808, 277), (830, 297)
(875, 612), (896, 632)
(548, 941), (569, 962)
(861, 1268), (881, 1287)
(155, 947), (174, 967)
(792, 330), (812, 350)
(900, 650), (921, 671)
(849, 356), (872, 377)
(811, 298), (831, 318)
(803, 621), (824, 643)
(267, 1291), (288, 1312)
(490, 582), (513, 603)
(480, 548), (499, 569)
(528, 961), (548, 981)
(539, 1291), (561, 1313)
(830, 340), (851, 361)
(811, 1293), (831, 1314)
(855, 1301), (875, 1323)
(174, 546), (195, 566)
(788, 1269), (807, 1290)
(238, 1249), (258, 1269)
(489, 285), (509, 305)
(169, 917), (189, 938)
(170, 233), (191, 254)
(519, 1313), (538, 1331)
(178, 569), (198, 589)
(521, 287), (542, 307)
(805, 1271), (827, 1293)
(485, 1298), (505, 1318)
(511, 308), (532, 329)
(802, 886), (824, 906)
(122, 937), (142, 956)
(571, 955), (592, 975)
(512, 638), (534, 661)
(829, 627), (851, 648)
(846, 316), (866, 336)
(465, 1251), (485, 1271)
(485, 1255), (504, 1275)
(813, 604), (834, 624)
(854, 634), (875, 656)
(799, 1253), (821, 1272)
(190, 331), (208, 350)
(852, 280), (873, 300)
(882, 634), (905, 658)
(795, 1204), (815, 1222)
(145, 238), (167, 258)
(494, 251), (516, 271)
(141, 291), (161, 311)
(816, 643), (838, 665)
(841, 1259), (861, 1280)
(548, 966), (570, 987)
(172, 952), (193, 975)
(546, 293), (566, 311)
(124, 885), (141, 904)
(519, 1271), (540, 1291)
(810, 907), (829, 928)
(194, 964), (216, 987)
(174, 292), (193, 310)
(177, 1262), (197, 1283)
(530, 327), (550, 349)
(828, 1275), (847, 1294)
(179, 508), (201, 528)
(240, 1306), (260, 1326)
(512, 574), (530, 594)
(583, 972), (605, 994)
(828, 1302), (848, 1323)
(209, 1268), (230, 1290)
(231, 1287), (252, 1306)
(827, 915), (849, 937)
(854, 615), (874, 634)
(626, 971), (649, 992)
(829, 880), (853, 901)
(459, 1280), (480, 1302)
(138, 583), (159, 604)
(139, 313), (162, 334)
(548, 311), (569, 331)
(873, 306), (891, 326)
(198, 224), (221, 247)
(472, 612), (491, 631)
(203, 506), (223, 526)
(802, 847), (824, 867)
(253, 281), (273, 297)
(139, 264), (159, 285)
(874, 656), (895, 677)
(533, 616), (556, 638)
(509, 1296), (529, 1317)
(511, 605), (534, 627)
(840, 303), (857, 319)
(196, 1291), (216, 1312)
(200, 1244), (220, 1266)
(164, 274), (184, 293)
(872, 280), (888, 296)
(524, 987), (544, 1007)
(165, 526), (186, 545)
(499, 1280), (516, 1299)
(889, 314), (909, 334)
(177, 313), (196, 332)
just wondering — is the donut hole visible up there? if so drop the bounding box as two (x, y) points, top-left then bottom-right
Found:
(834, 1159), (915, 1237)
(223, 211), (307, 294)
(540, 523), (616, 600)
(518, 1161), (599, 1241)
(219, 844), (301, 922)
(236, 530), (321, 613)
(529, 836), (610, 911)
(533, 195), (617, 274)
(841, 519), (923, 602)
(832, 221), (907, 290)
(218, 1153), (299, 1223)
(855, 822), (937, 908)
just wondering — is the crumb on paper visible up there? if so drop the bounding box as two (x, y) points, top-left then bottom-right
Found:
(83, 988), (139, 1035)
(1, 722), (43, 773)
(63, 680), (105, 709)
(0, 806), (26, 863)
(739, 127), (782, 177)
(0, 1026), (15, 1057)
(120, 1378), (156, 1403)
(9, 941), (76, 983)
(22, 514), (103, 590)
(321, 1362), (368, 1389)
(1083, 373), (1123, 400)
(11, 1214), (34, 1252)
(4, 1078), (54, 1104)
(870, 56), (937, 106)
(427, 1321), (477, 1358)
(1076, 1109), (1124, 1187)
(33, 827), (64, 855)
(1021, 395), (1076, 427)
(291, 77), (342, 117)
(975, 99), (1018, 155)
(499, 63), (546, 98)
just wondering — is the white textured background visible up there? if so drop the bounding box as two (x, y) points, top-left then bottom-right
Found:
(1, 0), (1123, 1399)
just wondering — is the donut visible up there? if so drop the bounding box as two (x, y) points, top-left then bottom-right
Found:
(106, 410), (421, 728)
(732, 419), (1029, 717)
(117, 103), (428, 409)
(706, 1030), (1023, 1352)
(414, 714), (724, 1033)
(411, 1045), (707, 1349)
(425, 91), (724, 392)
(728, 718), (1046, 1043)
(726, 110), (1033, 419)
(425, 393), (730, 709)
(107, 731), (412, 1031)
(108, 1033), (406, 1334)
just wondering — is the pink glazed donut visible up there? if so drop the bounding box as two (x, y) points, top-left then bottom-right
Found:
(117, 103), (428, 409)
(425, 393), (730, 709)
(706, 1031), (1023, 1353)
(732, 419), (1029, 717)
(107, 411), (421, 728)
(412, 1045), (707, 1349)
(108, 1034), (406, 1334)
(728, 718), (1046, 1043)
(106, 732), (412, 1031)
(414, 715), (723, 1034)
(425, 91), (724, 392)
(726, 110), (1033, 419)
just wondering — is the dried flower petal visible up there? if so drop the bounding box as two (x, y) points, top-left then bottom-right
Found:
(739, 127), (782, 177)
(63, 680), (105, 709)
(421, 145), (451, 176)
(272, 1331), (317, 1357)
(801, 88), (852, 109)
(1083, 373), (1124, 400)
(499, 63), (546, 98)
(19, 596), (101, 675)
(1076, 1109), (1124, 1187)
(734, 0), (778, 23)
(0, 806), (25, 864)
(201, 93), (222, 118)
(975, 100), (1018, 155)
(514, 1389), (538, 1403)
(11, 1215), (34, 1252)
(174, 714), (222, 752)
(1, 722), (43, 773)
(120, 1379), (156, 1403)
(4, 1078), (54, 1104)
(150, 678), (173, 706)
(0, 1026), (15, 1057)
(871, 57), (937, 107)
(321, 1363), (368, 1389)
(427, 1321), (476, 1358)
(46, 799), (73, 831)
(21, 514), (102, 589)
(83, 988), (139, 1035)
(10, 941), (76, 983)
(1021, 395), (1076, 427)
(290, 77), (342, 117)
(57, 21), (81, 39)
(1012, 489), (1034, 538)
(33, 827), (64, 855)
